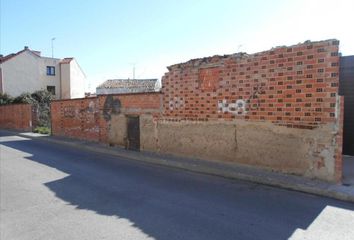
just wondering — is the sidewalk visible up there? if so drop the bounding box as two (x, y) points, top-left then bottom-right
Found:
(2, 130), (354, 203)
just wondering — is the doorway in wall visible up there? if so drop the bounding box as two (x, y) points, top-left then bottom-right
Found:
(127, 116), (140, 151)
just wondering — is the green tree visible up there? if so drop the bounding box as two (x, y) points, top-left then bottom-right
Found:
(12, 92), (35, 104)
(30, 90), (53, 128)
(0, 93), (14, 105)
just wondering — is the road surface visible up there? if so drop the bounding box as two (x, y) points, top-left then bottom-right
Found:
(1, 131), (353, 240)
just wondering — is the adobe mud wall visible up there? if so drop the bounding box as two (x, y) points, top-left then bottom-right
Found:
(140, 116), (343, 181)
(0, 104), (33, 131)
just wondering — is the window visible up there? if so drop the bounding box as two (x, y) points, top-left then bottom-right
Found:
(47, 86), (56, 95)
(46, 66), (55, 76)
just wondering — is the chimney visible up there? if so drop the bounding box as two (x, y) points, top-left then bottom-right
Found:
(24, 46), (29, 50)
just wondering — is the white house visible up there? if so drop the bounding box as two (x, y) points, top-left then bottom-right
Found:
(0, 46), (86, 99)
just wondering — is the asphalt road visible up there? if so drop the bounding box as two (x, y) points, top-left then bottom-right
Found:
(1, 131), (354, 240)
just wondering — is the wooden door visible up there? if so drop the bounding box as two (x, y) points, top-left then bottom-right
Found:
(127, 116), (140, 151)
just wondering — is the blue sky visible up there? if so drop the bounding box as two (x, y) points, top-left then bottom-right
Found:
(1, 0), (353, 92)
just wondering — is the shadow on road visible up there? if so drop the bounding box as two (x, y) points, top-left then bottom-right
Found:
(1, 133), (354, 240)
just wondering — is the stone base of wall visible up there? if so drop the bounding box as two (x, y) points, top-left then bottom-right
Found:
(140, 115), (340, 182)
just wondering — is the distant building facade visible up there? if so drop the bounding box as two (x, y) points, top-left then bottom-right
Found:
(96, 79), (158, 95)
(0, 46), (86, 99)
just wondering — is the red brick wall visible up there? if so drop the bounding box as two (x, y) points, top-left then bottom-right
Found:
(0, 104), (33, 131)
(49, 39), (343, 182)
(159, 39), (343, 182)
(51, 97), (100, 141)
(162, 39), (340, 128)
(51, 93), (162, 142)
(99, 93), (161, 110)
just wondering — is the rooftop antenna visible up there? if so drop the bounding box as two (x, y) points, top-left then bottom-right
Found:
(237, 44), (243, 52)
(51, 37), (56, 58)
(129, 62), (136, 79)
(88, 79), (91, 92)
(133, 64), (135, 79)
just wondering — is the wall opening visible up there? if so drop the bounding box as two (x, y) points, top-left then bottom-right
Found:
(127, 115), (140, 151)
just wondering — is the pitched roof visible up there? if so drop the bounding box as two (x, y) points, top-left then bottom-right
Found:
(0, 53), (16, 63)
(60, 57), (74, 64)
(0, 47), (41, 64)
(96, 79), (158, 94)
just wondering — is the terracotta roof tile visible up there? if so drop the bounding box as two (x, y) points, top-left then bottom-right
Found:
(96, 79), (158, 94)
(60, 58), (74, 64)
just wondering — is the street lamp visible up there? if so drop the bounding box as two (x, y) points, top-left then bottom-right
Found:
(51, 37), (56, 58)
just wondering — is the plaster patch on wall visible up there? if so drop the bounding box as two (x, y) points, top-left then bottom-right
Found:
(63, 106), (76, 118)
(218, 99), (247, 115)
(79, 100), (97, 114)
(103, 96), (121, 121)
(169, 97), (184, 110)
(88, 101), (95, 112)
(317, 147), (335, 176)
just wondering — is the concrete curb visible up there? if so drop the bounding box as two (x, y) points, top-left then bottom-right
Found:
(5, 130), (354, 203)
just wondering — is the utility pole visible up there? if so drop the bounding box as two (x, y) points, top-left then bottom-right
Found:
(51, 37), (56, 58)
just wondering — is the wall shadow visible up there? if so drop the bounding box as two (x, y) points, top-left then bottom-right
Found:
(343, 155), (354, 185)
(1, 135), (354, 240)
